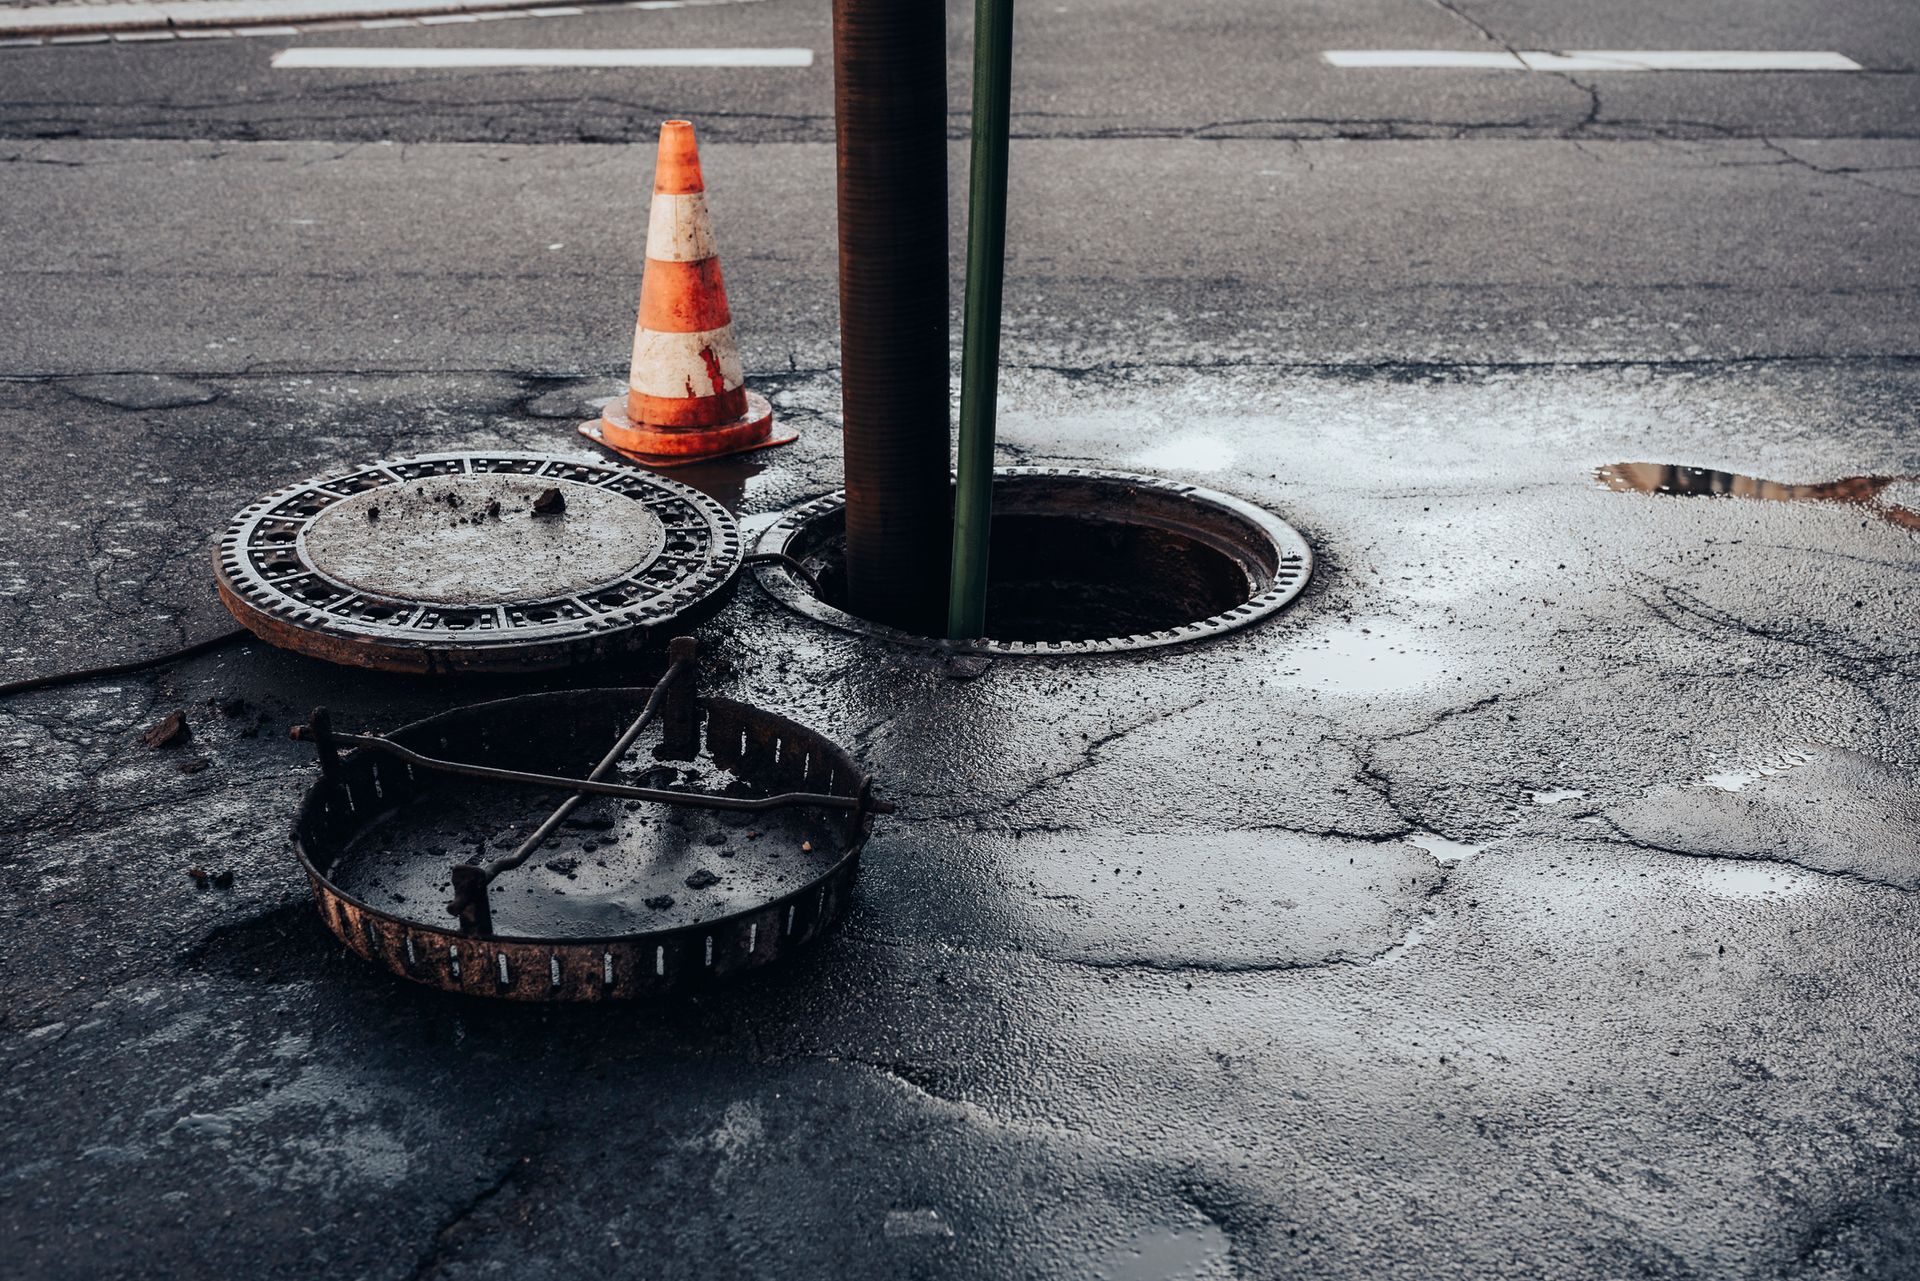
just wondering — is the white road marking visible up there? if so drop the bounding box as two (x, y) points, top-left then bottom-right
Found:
(1, 0), (761, 48)
(1521, 50), (1861, 71)
(273, 45), (812, 67)
(1325, 49), (1522, 69)
(1325, 49), (1862, 71)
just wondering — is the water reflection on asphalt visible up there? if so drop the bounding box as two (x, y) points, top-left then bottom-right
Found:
(1597, 461), (1920, 530)
(1272, 620), (1451, 697)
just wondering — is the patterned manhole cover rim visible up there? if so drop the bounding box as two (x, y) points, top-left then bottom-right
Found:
(214, 451), (740, 668)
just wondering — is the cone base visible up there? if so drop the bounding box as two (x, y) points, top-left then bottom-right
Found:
(580, 391), (795, 469)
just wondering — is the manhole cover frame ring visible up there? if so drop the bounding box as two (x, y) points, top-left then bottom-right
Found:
(291, 686), (875, 1000)
(750, 466), (1314, 656)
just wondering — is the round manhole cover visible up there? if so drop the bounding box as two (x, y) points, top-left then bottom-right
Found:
(214, 452), (740, 672)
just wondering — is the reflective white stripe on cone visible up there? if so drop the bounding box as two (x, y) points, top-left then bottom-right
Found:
(629, 324), (746, 401)
(645, 192), (719, 263)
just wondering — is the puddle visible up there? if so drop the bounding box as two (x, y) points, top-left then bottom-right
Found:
(1089, 1222), (1233, 1281)
(1530, 788), (1588, 806)
(667, 456), (769, 514)
(1373, 922), (1427, 965)
(1697, 862), (1817, 900)
(883, 1209), (955, 1240)
(1596, 462), (1920, 530)
(1273, 622), (1452, 697)
(1407, 833), (1481, 865)
(1128, 433), (1238, 473)
(1697, 746), (1820, 793)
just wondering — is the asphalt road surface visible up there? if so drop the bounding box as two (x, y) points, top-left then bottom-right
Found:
(3, 0), (1919, 1277)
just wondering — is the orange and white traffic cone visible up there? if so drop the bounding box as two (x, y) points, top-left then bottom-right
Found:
(581, 119), (796, 468)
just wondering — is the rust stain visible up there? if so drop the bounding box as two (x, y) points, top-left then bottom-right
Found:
(698, 345), (727, 396)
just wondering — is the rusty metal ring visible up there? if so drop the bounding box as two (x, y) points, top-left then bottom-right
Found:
(292, 687), (875, 1000)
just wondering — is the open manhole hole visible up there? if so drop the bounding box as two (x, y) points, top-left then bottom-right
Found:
(751, 467), (1312, 656)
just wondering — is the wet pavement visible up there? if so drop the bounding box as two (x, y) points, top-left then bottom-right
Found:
(5, 0), (1920, 1270)
(4, 356), (1919, 1278)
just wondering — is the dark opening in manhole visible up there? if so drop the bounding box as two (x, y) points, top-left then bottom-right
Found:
(750, 468), (1313, 656)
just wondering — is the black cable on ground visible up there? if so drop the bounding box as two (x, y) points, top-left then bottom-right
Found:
(743, 551), (824, 597)
(0, 627), (252, 700)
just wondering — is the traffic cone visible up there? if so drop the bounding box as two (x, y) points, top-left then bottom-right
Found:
(581, 120), (796, 468)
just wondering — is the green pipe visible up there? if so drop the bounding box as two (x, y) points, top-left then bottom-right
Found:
(946, 0), (1015, 639)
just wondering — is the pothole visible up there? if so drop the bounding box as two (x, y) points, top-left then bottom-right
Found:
(750, 468), (1312, 656)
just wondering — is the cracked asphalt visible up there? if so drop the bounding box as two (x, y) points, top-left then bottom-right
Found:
(3, 0), (1919, 1277)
